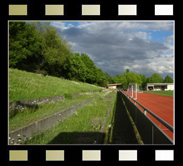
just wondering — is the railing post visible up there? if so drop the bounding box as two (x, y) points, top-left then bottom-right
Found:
(144, 109), (146, 115)
(152, 125), (154, 144)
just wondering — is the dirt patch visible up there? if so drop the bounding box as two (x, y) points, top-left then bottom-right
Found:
(26, 119), (37, 123)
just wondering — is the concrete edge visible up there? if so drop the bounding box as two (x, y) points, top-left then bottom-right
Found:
(9, 90), (102, 114)
(95, 96), (115, 144)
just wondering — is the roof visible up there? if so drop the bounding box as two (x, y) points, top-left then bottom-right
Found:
(107, 83), (122, 86)
(147, 83), (173, 85)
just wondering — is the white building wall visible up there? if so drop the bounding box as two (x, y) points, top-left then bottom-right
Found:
(167, 85), (174, 90)
(108, 86), (116, 89)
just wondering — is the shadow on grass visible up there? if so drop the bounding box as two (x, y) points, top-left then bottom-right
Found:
(25, 132), (105, 144)
(23, 91), (139, 145)
(110, 91), (139, 144)
(48, 132), (105, 144)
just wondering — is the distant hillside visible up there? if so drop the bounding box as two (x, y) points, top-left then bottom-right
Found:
(9, 68), (103, 102)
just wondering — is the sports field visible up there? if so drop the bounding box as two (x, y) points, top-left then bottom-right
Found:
(125, 91), (174, 140)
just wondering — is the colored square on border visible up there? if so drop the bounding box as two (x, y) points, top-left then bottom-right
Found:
(82, 5), (100, 15)
(118, 5), (137, 15)
(119, 150), (137, 161)
(155, 150), (174, 161)
(45, 5), (64, 15)
(46, 150), (64, 161)
(9, 150), (28, 161)
(9, 5), (27, 15)
(82, 150), (101, 161)
(155, 5), (173, 15)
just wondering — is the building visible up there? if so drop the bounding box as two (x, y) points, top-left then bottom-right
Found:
(107, 83), (122, 90)
(146, 83), (174, 91)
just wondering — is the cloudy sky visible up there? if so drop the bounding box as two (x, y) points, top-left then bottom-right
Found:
(50, 21), (174, 78)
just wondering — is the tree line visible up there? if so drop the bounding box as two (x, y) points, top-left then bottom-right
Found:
(9, 22), (173, 88)
(113, 69), (173, 89)
(9, 22), (109, 86)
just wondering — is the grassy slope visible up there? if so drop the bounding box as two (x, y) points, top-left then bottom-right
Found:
(9, 89), (114, 131)
(9, 93), (98, 131)
(144, 90), (173, 97)
(24, 91), (116, 144)
(9, 68), (103, 102)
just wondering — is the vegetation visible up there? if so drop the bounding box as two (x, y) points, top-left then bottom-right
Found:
(22, 91), (116, 144)
(112, 69), (173, 89)
(9, 22), (173, 89)
(144, 90), (173, 97)
(163, 75), (173, 83)
(9, 22), (112, 87)
(9, 92), (107, 131)
(9, 68), (103, 102)
(146, 73), (163, 83)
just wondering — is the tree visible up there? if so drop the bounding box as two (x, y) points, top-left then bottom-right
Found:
(147, 73), (163, 83)
(137, 74), (146, 88)
(104, 72), (114, 84)
(113, 74), (122, 83)
(95, 68), (106, 86)
(80, 53), (96, 84)
(9, 22), (42, 71)
(64, 53), (87, 82)
(121, 73), (128, 88)
(120, 70), (144, 89)
(30, 22), (73, 77)
(164, 75), (173, 83)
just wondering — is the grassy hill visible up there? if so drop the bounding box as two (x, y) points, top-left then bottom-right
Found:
(9, 68), (103, 102)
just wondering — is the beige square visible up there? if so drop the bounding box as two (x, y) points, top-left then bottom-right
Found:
(82, 5), (100, 15)
(45, 5), (64, 15)
(9, 150), (28, 161)
(119, 150), (137, 161)
(46, 150), (64, 161)
(118, 5), (137, 15)
(82, 150), (101, 161)
(9, 5), (27, 15)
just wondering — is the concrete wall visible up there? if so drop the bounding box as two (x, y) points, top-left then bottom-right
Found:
(108, 86), (116, 89)
(9, 90), (102, 115)
(9, 97), (96, 145)
(9, 95), (65, 114)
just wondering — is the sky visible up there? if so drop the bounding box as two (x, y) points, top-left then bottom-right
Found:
(50, 21), (174, 78)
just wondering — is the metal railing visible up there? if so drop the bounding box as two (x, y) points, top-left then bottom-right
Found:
(120, 90), (173, 144)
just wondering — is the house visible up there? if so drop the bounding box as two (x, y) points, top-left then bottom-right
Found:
(146, 83), (174, 91)
(106, 83), (122, 90)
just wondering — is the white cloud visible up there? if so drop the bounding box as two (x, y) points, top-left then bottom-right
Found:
(51, 21), (174, 77)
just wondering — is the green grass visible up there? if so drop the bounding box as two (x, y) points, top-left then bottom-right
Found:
(9, 68), (103, 102)
(9, 91), (107, 132)
(144, 90), (173, 97)
(22, 91), (116, 144)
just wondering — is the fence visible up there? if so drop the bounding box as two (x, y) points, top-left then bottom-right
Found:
(120, 90), (173, 144)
